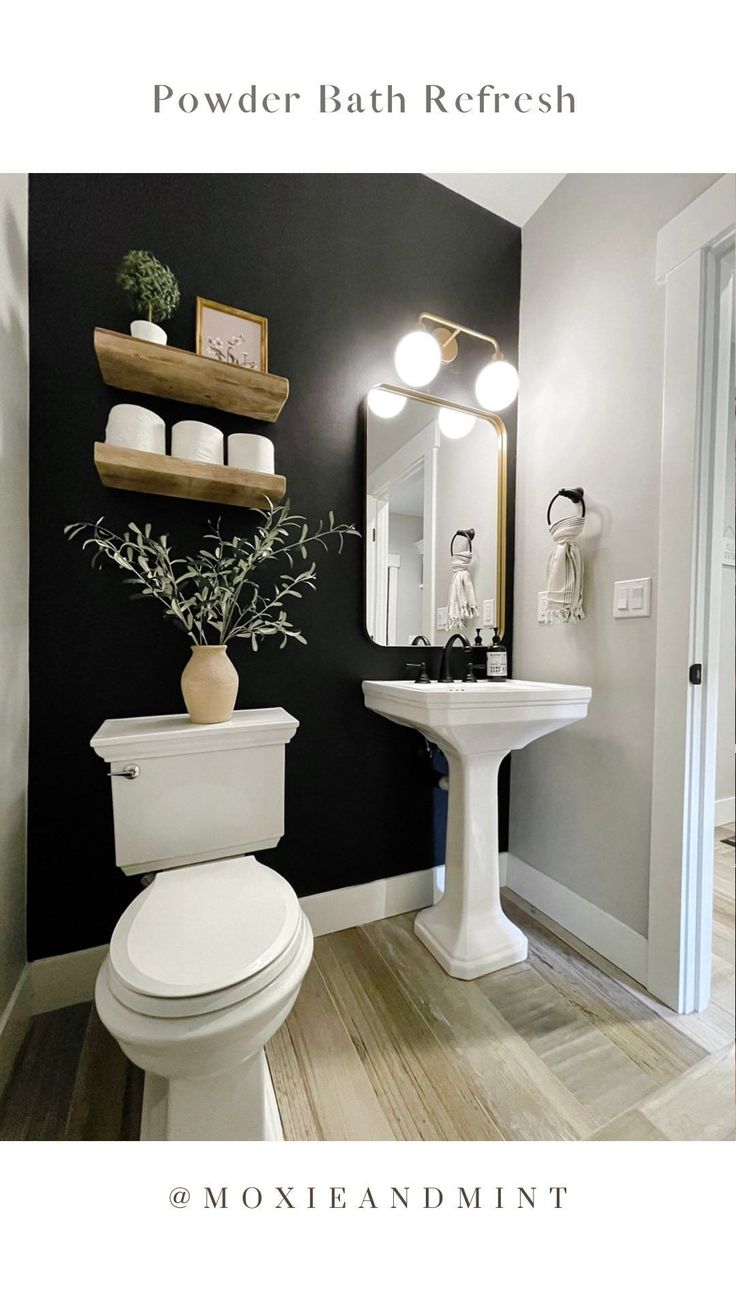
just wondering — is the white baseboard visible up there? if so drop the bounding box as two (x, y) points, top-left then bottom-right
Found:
(30, 945), (109, 1015)
(504, 853), (649, 985)
(715, 796), (735, 826)
(10, 868), (440, 1021)
(7, 852), (638, 1064)
(300, 866), (438, 937)
(3, 851), (649, 1050)
(0, 966), (33, 1097)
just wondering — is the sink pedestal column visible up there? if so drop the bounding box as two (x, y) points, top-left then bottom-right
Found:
(414, 748), (527, 979)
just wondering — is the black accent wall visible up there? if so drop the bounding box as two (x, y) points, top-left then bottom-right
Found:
(27, 174), (520, 960)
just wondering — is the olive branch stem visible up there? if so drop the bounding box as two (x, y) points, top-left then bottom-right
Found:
(65, 502), (359, 649)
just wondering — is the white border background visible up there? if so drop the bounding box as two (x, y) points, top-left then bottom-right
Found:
(1, 1), (733, 1299)
(2, 1141), (731, 1303)
(2, 0), (734, 171)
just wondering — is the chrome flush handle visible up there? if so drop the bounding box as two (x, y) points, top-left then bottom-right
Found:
(108, 764), (141, 780)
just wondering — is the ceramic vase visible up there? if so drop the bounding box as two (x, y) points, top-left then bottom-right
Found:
(180, 646), (239, 725)
(130, 320), (167, 345)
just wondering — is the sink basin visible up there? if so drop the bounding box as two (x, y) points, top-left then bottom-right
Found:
(362, 678), (592, 979)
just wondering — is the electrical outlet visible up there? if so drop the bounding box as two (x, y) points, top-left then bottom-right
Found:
(537, 591), (548, 622)
(482, 599), (495, 627)
(437, 606), (448, 630)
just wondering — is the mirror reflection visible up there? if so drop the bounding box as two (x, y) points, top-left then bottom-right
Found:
(365, 386), (504, 647)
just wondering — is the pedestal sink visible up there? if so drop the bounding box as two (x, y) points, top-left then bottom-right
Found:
(362, 678), (592, 979)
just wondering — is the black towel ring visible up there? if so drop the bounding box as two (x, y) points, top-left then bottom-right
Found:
(547, 487), (586, 526)
(450, 528), (475, 557)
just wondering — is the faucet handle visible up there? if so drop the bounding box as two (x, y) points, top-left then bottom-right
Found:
(405, 661), (431, 684)
(463, 658), (477, 683)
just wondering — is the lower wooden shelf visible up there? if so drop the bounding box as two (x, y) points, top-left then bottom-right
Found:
(94, 443), (286, 510)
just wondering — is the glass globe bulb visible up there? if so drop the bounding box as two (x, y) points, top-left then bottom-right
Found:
(394, 330), (442, 387)
(438, 407), (476, 440)
(475, 359), (519, 411)
(367, 387), (407, 419)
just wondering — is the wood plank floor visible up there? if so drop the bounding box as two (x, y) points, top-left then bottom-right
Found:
(2, 827), (733, 1142)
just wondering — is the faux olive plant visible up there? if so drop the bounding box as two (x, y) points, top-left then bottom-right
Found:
(116, 249), (180, 325)
(65, 502), (359, 649)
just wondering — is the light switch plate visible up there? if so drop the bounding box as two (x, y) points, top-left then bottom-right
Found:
(437, 606), (448, 630)
(482, 598), (495, 627)
(537, 591), (548, 622)
(613, 577), (652, 618)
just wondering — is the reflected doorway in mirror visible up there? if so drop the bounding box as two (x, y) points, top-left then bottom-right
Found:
(365, 385), (507, 648)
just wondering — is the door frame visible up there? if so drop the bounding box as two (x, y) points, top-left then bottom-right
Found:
(365, 493), (389, 643)
(386, 553), (401, 645)
(367, 419), (439, 643)
(647, 175), (735, 1012)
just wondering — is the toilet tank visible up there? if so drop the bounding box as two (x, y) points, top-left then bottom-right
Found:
(91, 709), (299, 876)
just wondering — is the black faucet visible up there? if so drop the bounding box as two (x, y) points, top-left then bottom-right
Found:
(411, 635), (431, 646)
(438, 633), (471, 683)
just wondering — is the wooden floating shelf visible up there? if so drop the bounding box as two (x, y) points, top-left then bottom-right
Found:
(94, 443), (286, 510)
(94, 328), (289, 422)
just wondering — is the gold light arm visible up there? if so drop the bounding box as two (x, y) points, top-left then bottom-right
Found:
(417, 311), (501, 357)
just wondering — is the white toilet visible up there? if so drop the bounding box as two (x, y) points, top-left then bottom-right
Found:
(90, 708), (313, 1141)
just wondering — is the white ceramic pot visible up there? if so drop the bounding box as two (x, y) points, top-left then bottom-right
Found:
(172, 420), (224, 465)
(105, 404), (166, 454)
(227, 433), (275, 474)
(130, 320), (167, 346)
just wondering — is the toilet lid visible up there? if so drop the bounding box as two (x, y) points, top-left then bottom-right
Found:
(109, 856), (301, 1000)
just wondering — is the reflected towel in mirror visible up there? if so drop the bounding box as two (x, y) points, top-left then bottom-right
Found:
(447, 551), (479, 630)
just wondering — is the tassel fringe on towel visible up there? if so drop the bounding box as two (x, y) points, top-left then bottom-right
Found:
(543, 515), (585, 623)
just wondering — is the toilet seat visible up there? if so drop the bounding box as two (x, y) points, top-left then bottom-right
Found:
(108, 855), (305, 1019)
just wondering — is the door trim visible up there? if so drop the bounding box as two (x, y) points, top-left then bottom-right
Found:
(648, 175), (735, 1012)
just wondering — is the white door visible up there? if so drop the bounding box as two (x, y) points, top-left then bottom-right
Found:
(648, 176), (736, 1012)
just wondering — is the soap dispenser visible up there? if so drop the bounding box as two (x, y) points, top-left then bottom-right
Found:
(472, 629), (488, 680)
(487, 628), (508, 682)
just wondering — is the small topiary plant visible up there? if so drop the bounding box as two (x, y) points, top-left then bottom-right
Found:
(116, 249), (180, 324)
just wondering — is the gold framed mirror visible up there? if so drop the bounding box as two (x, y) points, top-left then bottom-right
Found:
(365, 384), (507, 647)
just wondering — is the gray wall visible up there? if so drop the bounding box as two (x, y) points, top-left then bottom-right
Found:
(0, 174), (29, 1011)
(510, 173), (720, 937)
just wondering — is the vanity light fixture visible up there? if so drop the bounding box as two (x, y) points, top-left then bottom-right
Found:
(393, 312), (519, 412)
(438, 406), (476, 440)
(475, 358), (519, 411)
(393, 329), (442, 387)
(367, 386), (407, 418)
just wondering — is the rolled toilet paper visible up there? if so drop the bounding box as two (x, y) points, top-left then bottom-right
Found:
(171, 420), (225, 465)
(227, 432), (275, 474)
(105, 404), (166, 454)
